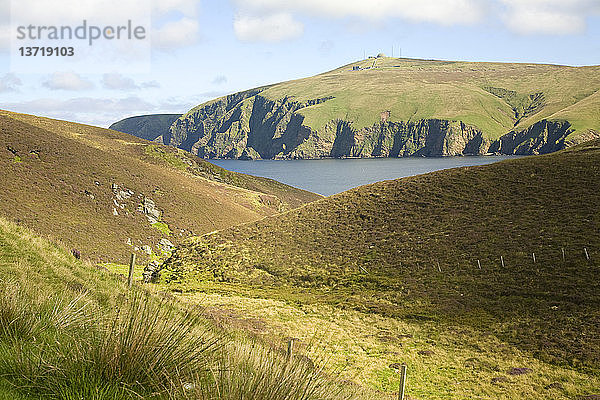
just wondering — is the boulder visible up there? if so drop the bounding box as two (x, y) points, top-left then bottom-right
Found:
(491, 376), (509, 385)
(508, 367), (532, 375)
(139, 197), (161, 223)
(143, 260), (161, 283)
(158, 238), (174, 252)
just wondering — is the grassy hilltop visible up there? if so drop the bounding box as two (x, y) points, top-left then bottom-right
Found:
(161, 140), (600, 398)
(141, 58), (600, 159)
(0, 110), (319, 263)
(261, 58), (600, 138)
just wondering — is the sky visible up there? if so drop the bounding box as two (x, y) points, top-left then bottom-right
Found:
(0, 0), (599, 127)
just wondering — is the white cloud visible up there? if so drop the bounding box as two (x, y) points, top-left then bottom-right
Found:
(10, 0), (151, 25)
(152, 17), (200, 49)
(1, 95), (186, 127)
(0, 1), (9, 52)
(43, 72), (94, 91)
(141, 80), (161, 88)
(150, 0), (201, 50)
(153, 0), (199, 17)
(0, 73), (22, 92)
(0, 26), (9, 52)
(232, 0), (600, 37)
(197, 90), (228, 98)
(234, 12), (304, 42)
(233, 0), (486, 26)
(3, 0), (202, 53)
(500, 0), (600, 35)
(102, 73), (139, 90)
(4, 96), (154, 113)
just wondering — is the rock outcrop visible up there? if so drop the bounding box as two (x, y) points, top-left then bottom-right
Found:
(143, 260), (161, 283)
(139, 197), (161, 224)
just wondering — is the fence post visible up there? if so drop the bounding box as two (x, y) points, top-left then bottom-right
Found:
(287, 338), (294, 359)
(500, 256), (505, 268)
(584, 247), (590, 261)
(561, 247), (565, 262)
(128, 253), (136, 288)
(532, 253), (536, 263)
(398, 364), (407, 400)
(477, 260), (481, 269)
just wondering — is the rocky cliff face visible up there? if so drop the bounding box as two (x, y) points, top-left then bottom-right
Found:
(280, 118), (491, 158)
(169, 90), (333, 159)
(169, 88), (266, 152)
(492, 120), (575, 155)
(167, 92), (589, 159)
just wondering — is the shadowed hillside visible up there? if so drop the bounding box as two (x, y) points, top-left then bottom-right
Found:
(110, 114), (181, 144)
(0, 110), (320, 263)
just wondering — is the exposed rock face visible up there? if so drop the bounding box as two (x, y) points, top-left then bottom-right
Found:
(493, 120), (574, 155)
(280, 118), (492, 158)
(169, 88), (266, 153)
(166, 91), (591, 159)
(169, 90), (333, 159)
(139, 197), (160, 224)
(158, 238), (174, 253)
(331, 119), (490, 157)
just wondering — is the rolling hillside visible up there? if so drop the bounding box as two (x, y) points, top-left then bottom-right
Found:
(161, 140), (600, 397)
(134, 58), (600, 159)
(0, 110), (320, 263)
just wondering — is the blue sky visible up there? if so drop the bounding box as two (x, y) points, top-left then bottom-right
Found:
(0, 0), (599, 127)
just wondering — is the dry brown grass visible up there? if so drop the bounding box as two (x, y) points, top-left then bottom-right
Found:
(0, 110), (319, 263)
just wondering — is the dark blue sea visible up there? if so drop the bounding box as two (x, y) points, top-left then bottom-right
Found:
(211, 156), (521, 196)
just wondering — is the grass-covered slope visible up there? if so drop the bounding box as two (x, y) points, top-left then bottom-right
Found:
(169, 59), (600, 159)
(109, 114), (181, 144)
(0, 110), (320, 263)
(163, 141), (600, 378)
(0, 217), (372, 400)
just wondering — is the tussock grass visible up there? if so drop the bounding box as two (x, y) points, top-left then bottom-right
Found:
(0, 282), (217, 399)
(202, 339), (360, 400)
(180, 291), (600, 399)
